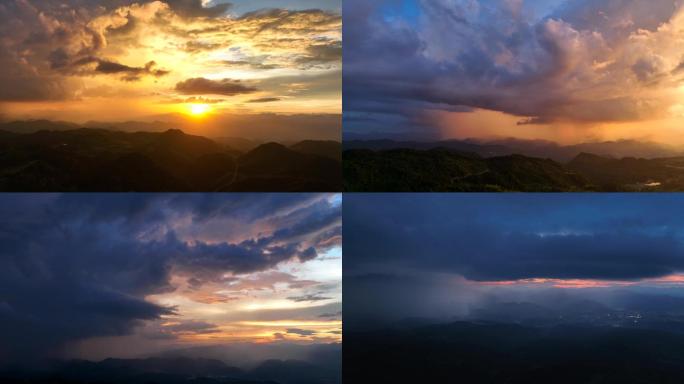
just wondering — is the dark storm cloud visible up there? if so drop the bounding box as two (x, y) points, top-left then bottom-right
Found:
(343, 0), (684, 137)
(345, 194), (684, 282)
(175, 77), (258, 96)
(0, 193), (340, 360)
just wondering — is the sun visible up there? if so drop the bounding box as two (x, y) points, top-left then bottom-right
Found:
(188, 103), (211, 116)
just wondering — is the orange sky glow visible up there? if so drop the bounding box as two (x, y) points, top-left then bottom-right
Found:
(0, 1), (341, 139)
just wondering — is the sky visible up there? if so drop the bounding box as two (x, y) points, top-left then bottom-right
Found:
(0, 193), (341, 362)
(344, 0), (684, 145)
(0, 0), (341, 139)
(344, 194), (684, 329)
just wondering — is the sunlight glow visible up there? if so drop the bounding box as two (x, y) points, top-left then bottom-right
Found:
(188, 103), (211, 116)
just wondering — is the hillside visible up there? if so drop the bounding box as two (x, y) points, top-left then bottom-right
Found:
(344, 149), (592, 192)
(290, 140), (343, 162)
(0, 128), (341, 192)
(567, 153), (684, 191)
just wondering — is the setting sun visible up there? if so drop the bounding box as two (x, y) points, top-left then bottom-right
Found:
(188, 103), (211, 116)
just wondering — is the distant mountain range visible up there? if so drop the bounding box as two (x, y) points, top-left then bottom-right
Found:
(0, 355), (340, 384)
(344, 139), (684, 191)
(345, 138), (682, 162)
(345, 320), (684, 383)
(0, 124), (341, 192)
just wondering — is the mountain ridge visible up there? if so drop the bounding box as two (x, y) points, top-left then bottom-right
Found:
(0, 127), (341, 192)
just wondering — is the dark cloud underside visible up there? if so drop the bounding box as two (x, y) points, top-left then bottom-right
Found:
(344, 194), (684, 282)
(0, 193), (340, 360)
(343, 0), (684, 137)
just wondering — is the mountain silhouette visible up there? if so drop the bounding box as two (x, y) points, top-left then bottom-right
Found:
(0, 127), (341, 192)
(290, 140), (342, 162)
(0, 355), (340, 384)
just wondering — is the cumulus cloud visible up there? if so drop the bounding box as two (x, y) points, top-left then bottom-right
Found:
(0, 193), (340, 360)
(0, 0), (172, 100)
(344, 0), (684, 137)
(0, 0), (340, 103)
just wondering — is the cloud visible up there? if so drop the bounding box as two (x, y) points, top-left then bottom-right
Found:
(248, 97), (281, 103)
(162, 0), (231, 18)
(0, 1), (340, 103)
(286, 328), (317, 336)
(345, 194), (684, 282)
(166, 96), (225, 104)
(69, 57), (170, 81)
(184, 40), (223, 52)
(344, 0), (684, 137)
(287, 294), (332, 302)
(221, 60), (279, 70)
(296, 41), (342, 67)
(0, 193), (340, 360)
(318, 311), (341, 318)
(163, 320), (220, 334)
(239, 8), (341, 35)
(221, 271), (319, 293)
(175, 77), (258, 96)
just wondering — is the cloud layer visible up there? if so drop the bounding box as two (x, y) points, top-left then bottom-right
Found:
(344, 194), (684, 328)
(0, 194), (341, 360)
(345, 194), (684, 281)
